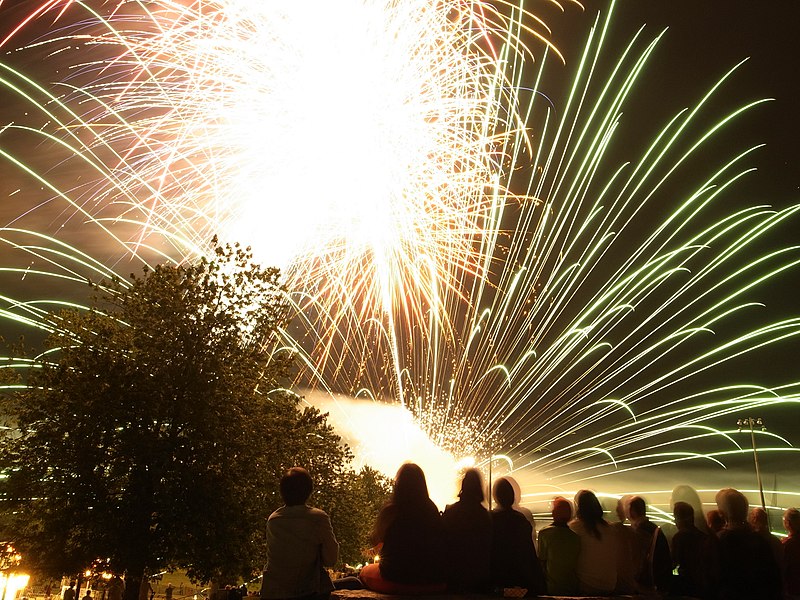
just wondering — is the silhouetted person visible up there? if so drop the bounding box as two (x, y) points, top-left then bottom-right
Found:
(671, 501), (718, 599)
(782, 508), (800, 600)
(750, 507), (784, 569)
(610, 495), (638, 594)
(568, 489), (618, 595)
(537, 496), (580, 595)
(628, 495), (672, 594)
(442, 468), (491, 592)
(107, 578), (123, 600)
(507, 476), (537, 548)
(670, 484), (710, 539)
(716, 488), (780, 600)
(261, 467), (339, 600)
(63, 584), (76, 600)
(707, 508), (725, 535)
(360, 463), (446, 594)
(139, 579), (153, 600)
(489, 477), (545, 596)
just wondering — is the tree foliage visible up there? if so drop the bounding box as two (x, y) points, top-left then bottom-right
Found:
(0, 244), (352, 592)
(321, 466), (392, 566)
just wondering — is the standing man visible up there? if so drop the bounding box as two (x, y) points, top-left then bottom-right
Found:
(63, 583), (76, 600)
(261, 467), (339, 600)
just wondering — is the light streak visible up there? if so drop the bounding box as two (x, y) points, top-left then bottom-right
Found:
(0, 0), (798, 495)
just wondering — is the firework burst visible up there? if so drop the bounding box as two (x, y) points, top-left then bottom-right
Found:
(1, 0), (799, 494)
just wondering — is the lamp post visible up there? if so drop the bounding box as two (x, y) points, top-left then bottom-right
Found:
(485, 454), (514, 511)
(737, 417), (767, 512)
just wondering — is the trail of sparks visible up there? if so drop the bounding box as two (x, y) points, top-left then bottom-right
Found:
(0, 0), (798, 493)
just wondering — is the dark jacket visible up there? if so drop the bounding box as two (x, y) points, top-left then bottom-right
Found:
(631, 518), (672, 593)
(670, 525), (718, 599)
(718, 526), (781, 600)
(490, 507), (545, 595)
(442, 498), (492, 591)
(377, 500), (445, 584)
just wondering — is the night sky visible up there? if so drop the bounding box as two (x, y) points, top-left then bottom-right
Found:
(537, 0), (800, 504)
(1, 0), (799, 509)
(568, 1), (800, 204)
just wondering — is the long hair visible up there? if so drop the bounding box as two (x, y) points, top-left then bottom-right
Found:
(372, 462), (432, 543)
(392, 462), (431, 507)
(575, 489), (606, 539)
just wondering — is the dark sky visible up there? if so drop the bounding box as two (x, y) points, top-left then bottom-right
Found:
(550, 0), (800, 202)
(534, 0), (800, 500)
(578, 0), (800, 363)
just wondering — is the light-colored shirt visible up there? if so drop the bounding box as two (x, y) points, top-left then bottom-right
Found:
(262, 504), (339, 599)
(568, 519), (618, 594)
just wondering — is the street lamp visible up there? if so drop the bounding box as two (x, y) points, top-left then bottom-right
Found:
(484, 454), (513, 511)
(737, 417), (766, 512)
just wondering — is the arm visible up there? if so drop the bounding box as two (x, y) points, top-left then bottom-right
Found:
(319, 513), (339, 568)
(538, 531), (548, 570)
(370, 503), (394, 546)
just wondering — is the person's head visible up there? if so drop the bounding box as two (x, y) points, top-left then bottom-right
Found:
(615, 495), (630, 522)
(279, 466), (313, 506)
(458, 468), (485, 504)
(628, 496), (647, 521)
(749, 507), (770, 533)
(551, 496), (572, 525)
(670, 484), (707, 531)
(575, 489), (604, 521)
(575, 489), (606, 538)
(506, 476), (523, 507)
(673, 501), (695, 530)
(784, 507), (800, 537)
(706, 508), (725, 533)
(716, 487), (749, 528)
(492, 477), (515, 509)
(392, 462), (430, 506)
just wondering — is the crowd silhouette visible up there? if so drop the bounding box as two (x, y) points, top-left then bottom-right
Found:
(262, 464), (800, 600)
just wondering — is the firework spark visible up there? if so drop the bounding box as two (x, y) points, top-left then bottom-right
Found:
(1, 0), (799, 498)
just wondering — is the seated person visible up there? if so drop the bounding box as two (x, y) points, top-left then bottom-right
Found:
(568, 489), (618, 595)
(628, 495), (672, 594)
(610, 496), (638, 594)
(261, 467), (339, 600)
(442, 468), (492, 592)
(537, 496), (580, 595)
(490, 477), (545, 596)
(360, 463), (446, 594)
